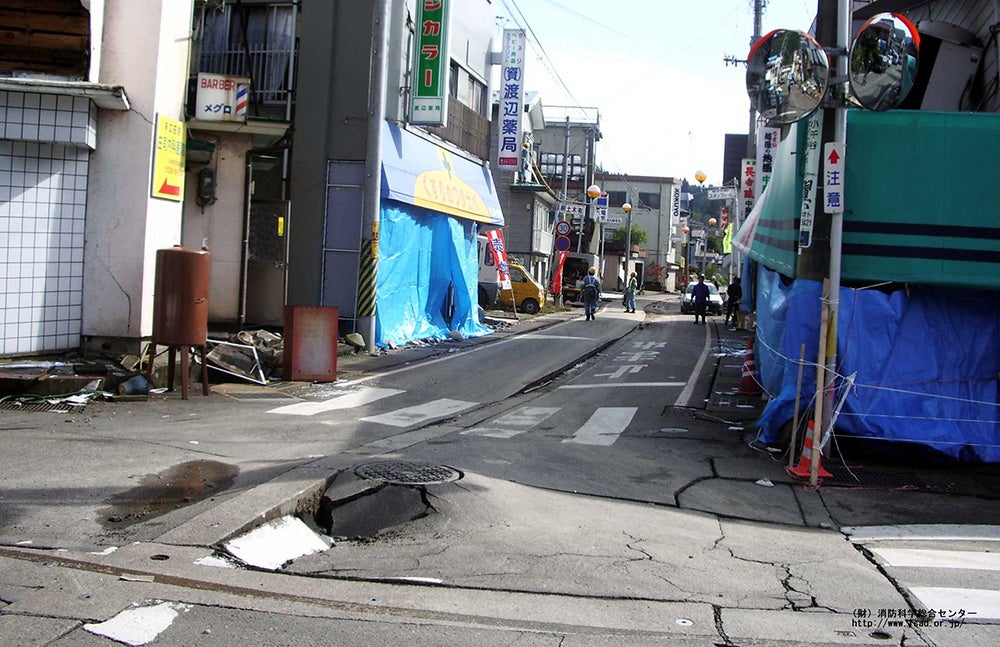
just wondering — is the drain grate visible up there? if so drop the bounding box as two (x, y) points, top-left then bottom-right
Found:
(354, 460), (462, 485)
(0, 400), (85, 413)
(823, 466), (923, 489)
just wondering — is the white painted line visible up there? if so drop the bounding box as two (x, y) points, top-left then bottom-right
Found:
(674, 322), (712, 407)
(349, 319), (581, 384)
(563, 407), (637, 446)
(872, 548), (1000, 572)
(558, 382), (685, 389)
(843, 525), (1000, 543)
(462, 407), (560, 437)
(360, 398), (477, 427)
(908, 587), (1000, 621)
(519, 334), (591, 340)
(266, 387), (403, 416)
(84, 601), (191, 646)
(461, 427), (526, 439)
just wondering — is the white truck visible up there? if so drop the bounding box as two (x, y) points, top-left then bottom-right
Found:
(477, 235), (502, 308)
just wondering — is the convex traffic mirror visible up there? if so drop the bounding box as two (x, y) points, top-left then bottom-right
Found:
(849, 12), (920, 111)
(746, 29), (830, 125)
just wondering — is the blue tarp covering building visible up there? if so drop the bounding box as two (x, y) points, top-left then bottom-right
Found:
(752, 267), (1000, 462)
(741, 110), (1000, 462)
(375, 123), (503, 348)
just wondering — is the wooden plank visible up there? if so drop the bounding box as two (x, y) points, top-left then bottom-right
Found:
(0, 30), (88, 50)
(1, 0), (85, 14)
(0, 9), (90, 35)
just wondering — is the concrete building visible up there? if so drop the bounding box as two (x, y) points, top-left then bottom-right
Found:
(1, 0), (506, 360)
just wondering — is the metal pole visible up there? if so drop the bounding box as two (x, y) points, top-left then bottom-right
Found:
(821, 0), (851, 449)
(359, 0), (390, 355)
(624, 201), (632, 279)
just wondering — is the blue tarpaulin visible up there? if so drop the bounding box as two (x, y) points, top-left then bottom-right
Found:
(375, 204), (491, 349)
(753, 267), (1000, 462)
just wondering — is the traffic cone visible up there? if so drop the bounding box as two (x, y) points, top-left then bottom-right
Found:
(787, 420), (833, 479)
(735, 337), (763, 395)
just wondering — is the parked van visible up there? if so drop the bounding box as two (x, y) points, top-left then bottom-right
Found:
(477, 235), (501, 308)
(499, 263), (546, 314)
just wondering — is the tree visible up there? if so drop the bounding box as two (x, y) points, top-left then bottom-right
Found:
(610, 224), (647, 246)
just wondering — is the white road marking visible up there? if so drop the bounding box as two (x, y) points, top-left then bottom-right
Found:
(872, 548), (1000, 572)
(360, 398), (476, 427)
(266, 387), (403, 416)
(907, 587), (1000, 621)
(563, 407), (637, 446)
(843, 525), (1000, 543)
(595, 364), (646, 379)
(674, 322), (712, 407)
(462, 406), (560, 438)
(558, 382), (685, 389)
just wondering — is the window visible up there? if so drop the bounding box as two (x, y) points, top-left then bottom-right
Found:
(449, 61), (487, 116)
(606, 190), (626, 206)
(638, 192), (661, 209)
(197, 2), (296, 106)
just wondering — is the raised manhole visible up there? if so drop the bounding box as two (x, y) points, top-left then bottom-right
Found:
(354, 461), (462, 485)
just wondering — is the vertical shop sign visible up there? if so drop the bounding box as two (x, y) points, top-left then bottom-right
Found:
(798, 113), (823, 250)
(497, 29), (526, 170)
(411, 0), (450, 126)
(485, 229), (512, 289)
(151, 114), (185, 201)
(756, 126), (779, 197)
(741, 158), (757, 218)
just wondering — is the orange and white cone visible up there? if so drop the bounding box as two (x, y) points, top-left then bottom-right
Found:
(736, 337), (763, 395)
(787, 420), (832, 479)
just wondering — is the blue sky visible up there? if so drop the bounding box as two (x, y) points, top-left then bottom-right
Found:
(495, 0), (818, 185)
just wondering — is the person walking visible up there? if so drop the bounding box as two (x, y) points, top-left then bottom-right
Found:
(581, 267), (601, 320)
(725, 277), (742, 327)
(691, 273), (711, 324)
(623, 271), (638, 313)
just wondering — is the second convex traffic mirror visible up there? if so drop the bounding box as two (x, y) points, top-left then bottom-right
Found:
(746, 29), (830, 125)
(849, 12), (920, 111)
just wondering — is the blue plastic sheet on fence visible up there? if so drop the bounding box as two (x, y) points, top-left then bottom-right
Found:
(753, 267), (1000, 462)
(375, 203), (492, 349)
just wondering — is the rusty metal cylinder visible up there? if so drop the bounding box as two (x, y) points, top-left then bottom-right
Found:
(152, 246), (210, 346)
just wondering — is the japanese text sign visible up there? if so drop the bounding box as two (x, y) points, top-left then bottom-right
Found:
(485, 229), (512, 289)
(151, 114), (185, 201)
(824, 142), (845, 214)
(411, 0), (450, 126)
(195, 73), (250, 122)
(497, 29), (526, 170)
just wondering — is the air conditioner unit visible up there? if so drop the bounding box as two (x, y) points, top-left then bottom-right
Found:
(901, 21), (982, 111)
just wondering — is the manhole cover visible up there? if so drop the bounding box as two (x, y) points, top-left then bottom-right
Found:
(354, 461), (462, 485)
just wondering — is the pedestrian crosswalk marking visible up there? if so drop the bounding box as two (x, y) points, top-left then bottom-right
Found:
(563, 407), (637, 446)
(462, 407), (560, 438)
(360, 398), (477, 427)
(872, 548), (1000, 572)
(266, 387), (404, 416)
(907, 587), (1000, 621)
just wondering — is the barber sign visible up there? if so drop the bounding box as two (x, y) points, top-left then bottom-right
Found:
(196, 73), (250, 122)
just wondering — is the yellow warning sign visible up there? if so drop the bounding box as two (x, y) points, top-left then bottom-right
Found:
(151, 114), (186, 201)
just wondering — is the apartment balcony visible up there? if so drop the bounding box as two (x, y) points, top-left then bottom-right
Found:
(426, 99), (490, 161)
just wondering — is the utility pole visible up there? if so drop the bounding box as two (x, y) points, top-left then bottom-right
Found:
(747, 0), (766, 158)
(801, 0), (850, 486)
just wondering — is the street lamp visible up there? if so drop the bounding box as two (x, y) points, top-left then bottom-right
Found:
(622, 201), (633, 281)
(581, 183), (601, 253)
